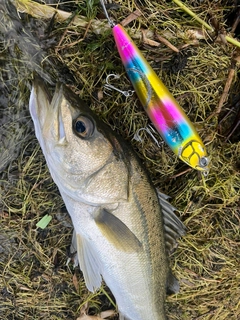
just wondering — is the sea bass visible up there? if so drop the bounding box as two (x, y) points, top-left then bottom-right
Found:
(29, 78), (185, 320)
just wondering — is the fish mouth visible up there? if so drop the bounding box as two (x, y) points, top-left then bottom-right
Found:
(29, 77), (68, 145)
(29, 77), (53, 127)
(29, 76), (52, 119)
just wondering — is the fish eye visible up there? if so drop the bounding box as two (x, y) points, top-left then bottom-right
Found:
(199, 156), (209, 168)
(73, 115), (94, 139)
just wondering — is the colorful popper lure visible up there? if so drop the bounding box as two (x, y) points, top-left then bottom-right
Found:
(100, 0), (209, 173)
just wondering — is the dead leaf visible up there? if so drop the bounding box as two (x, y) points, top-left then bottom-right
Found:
(186, 29), (207, 40)
(77, 315), (104, 320)
(121, 9), (142, 27)
(142, 30), (160, 47)
(97, 90), (104, 101)
(233, 55), (240, 64)
(77, 304), (115, 320)
(72, 272), (79, 292)
(100, 310), (115, 318)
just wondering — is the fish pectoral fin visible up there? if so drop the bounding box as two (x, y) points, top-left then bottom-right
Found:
(157, 190), (186, 255)
(119, 312), (130, 320)
(75, 232), (103, 292)
(94, 209), (142, 252)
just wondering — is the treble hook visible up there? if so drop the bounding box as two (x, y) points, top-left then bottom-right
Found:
(134, 124), (163, 148)
(103, 74), (135, 98)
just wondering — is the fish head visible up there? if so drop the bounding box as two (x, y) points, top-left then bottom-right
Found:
(29, 78), (129, 204)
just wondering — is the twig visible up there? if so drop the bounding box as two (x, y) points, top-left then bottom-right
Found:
(56, 21), (92, 51)
(216, 66), (236, 115)
(172, 0), (213, 31)
(207, 63), (236, 121)
(231, 9), (240, 33)
(170, 167), (192, 179)
(14, 0), (153, 40)
(155, 33), (179, 53)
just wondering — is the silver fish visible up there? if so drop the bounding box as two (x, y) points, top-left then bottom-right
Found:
(29, 78), (185, 320)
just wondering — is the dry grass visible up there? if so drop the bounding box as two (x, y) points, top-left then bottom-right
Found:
(0, 0), (239, 319)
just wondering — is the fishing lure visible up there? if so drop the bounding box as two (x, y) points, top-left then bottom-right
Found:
(99, 0), (209, 173)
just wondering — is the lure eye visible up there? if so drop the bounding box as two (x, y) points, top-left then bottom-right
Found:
(199, 156), (209, 168)
(73, 115), (94, 139)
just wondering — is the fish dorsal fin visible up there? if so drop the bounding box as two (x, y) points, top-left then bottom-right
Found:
(167, 269), (180, 294)
(74, 232), (103, 292)
(157, 190), (186, 255)
(94, 209), (142, 252)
